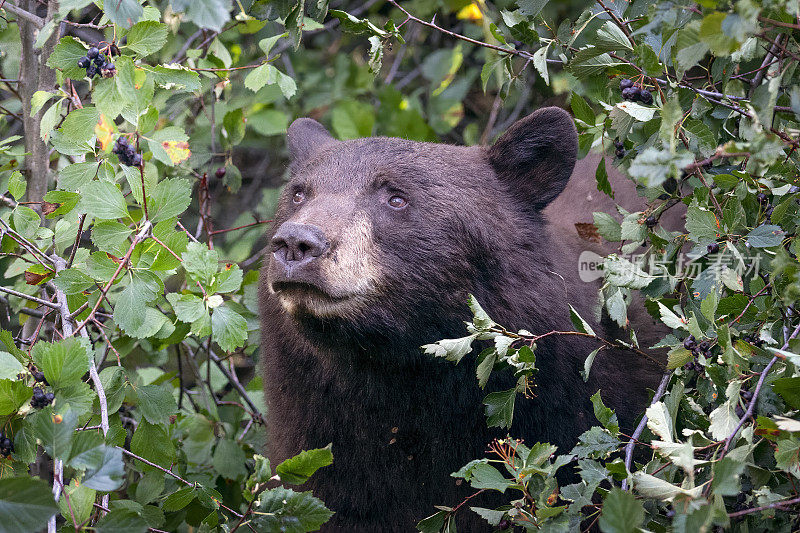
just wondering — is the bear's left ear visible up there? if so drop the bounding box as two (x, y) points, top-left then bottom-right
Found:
(487, 107), (577, 209)
(287, 118), (337, 163)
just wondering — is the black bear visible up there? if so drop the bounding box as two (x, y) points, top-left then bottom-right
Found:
(259, 107), (663, 531)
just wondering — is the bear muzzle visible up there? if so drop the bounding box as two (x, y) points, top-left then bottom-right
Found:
(271, 221), (330, 273)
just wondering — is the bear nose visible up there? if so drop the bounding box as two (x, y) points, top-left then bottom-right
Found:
(271, 222), (329, 269)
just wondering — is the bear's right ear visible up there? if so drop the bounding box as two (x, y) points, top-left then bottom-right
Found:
(287, 118), (337, 163)
(487, 107), (577, 209)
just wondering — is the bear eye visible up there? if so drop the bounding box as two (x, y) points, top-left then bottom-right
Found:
(292, 191), (305, 204)
(388, 195), (408, 210)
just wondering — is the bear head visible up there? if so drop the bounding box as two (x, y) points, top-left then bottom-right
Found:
(263, 107), (578, 357)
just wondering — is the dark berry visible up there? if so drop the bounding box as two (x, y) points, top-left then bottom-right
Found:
(764, 205), (773, 219)
(86, 65), (98, 78)
(741, 390), (753, 402)
(130, 153), (143, 167)
(116, 136), (129, 148)
(94, 54), (106, 67)
(215, 167), (227, 179)
(684, 336), (697, 350)
(613, 139), (624, 149)
(77, 56), (90, 69)
(33, 371), (47, 384)
(109, 43), (120, 57)
(735, 405), (745, 418)
(622, 87), (638, 101)
(698, 340), (710, 352)
(645, 215), (657, 228)
(757, 192), (768, 205)
(639, 89), (653, 105)
(707, 242), (720, 254)
(615, 148), (625, 159)
(498, 519), (510, 530)
(87, 47), (99, 59)
(619, 78), (633, 90)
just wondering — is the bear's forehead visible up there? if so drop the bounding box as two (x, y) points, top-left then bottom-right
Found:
(295, 137), (489, 193)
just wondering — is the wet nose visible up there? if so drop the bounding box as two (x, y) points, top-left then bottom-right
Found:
(271, 222), (329, 269)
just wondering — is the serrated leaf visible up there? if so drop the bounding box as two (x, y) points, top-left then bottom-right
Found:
(126, 21), (168, 56)
(422, 334), (477, 363)
(746, 224), (785, 248)
(213, 438), (249, 480)
(46, 37), (87, 79)
(148, 178), (191, 222)
(70, 445), (125, 491)
(599, 488), (644, 533)
(53, 268), (95, 295)
(94, 509), (148, 533)
(211, 304), (248, 353)
(136, 384), (178, 425)
(170, 0), (232, 32)
(31, 339), (90, 388)
(80, 181), (129, 220)
(149, 65), (200, 92)
(0, 379), (33, 416)
(483, 388), (516, 429)
(254, 487), (333, 532)
(91, 220), (132, 256)
(0, 477), (58, 533)
(628, 147), (693, 188)
(276, 445), (333, 484)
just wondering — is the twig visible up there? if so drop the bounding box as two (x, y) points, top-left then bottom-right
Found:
(208, 348), (263, 423)
(621, 372), (671, 491)
(720, 322), (800, 457)
(1, 1), (45, 28)
(0, 285), (60, 309)
(728, 495), (800, 517)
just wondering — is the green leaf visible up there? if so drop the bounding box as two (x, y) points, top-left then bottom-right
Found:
(599, 488), (644, 533)
(130, 421), (175, 470)
(590, 390), (619, 434)
(773, 377), (800, 409)
(182, 242), (219, 285)
(667, 346), (693, 369)
(0, 379), (33, 416)
(149, 65), (201, 92)
(7, 171), (26, 200)
(463, 463), (513, 492)
(211, 304), (248, 353)
(686, 205), (720, 242)
(94, 509), (148, 533)
(46, 37), (87, 79)
(595, 21), (633, 51)
(167, 293), (207, 323)
(91, 220), (133, 255)
(331, 100), (375, 140)
(126, 21), (168, 56)
(627, 147), (693, 188)
(276, 445), (333, 484)
(80, 181), (129, 220)
(569, 305), (595, 335)
(422, 334), (477, 363)
(582, 347), (600, 382)
(148, 178), (192, 223)
(114, 271), (161, 336)
(571, 426), (620, 458)
(254, 487), (333, 532)
(59, 106), (99, 145)
(570, 93), (594, 126)
(711, 456), (745, 496)
(70, 445), (125, 491)
(136, 384), (178, 425)
(31, 339), (90, 388)
(603, 255), (653, 289)
(53, 268), (95, 295)
(747, 225), (785, 248)
(32, 408), (78, 459)
(0, 352), (25, 381)
(328, 10), (388, 37)
(212, 438), (248, 479)
(483, 388), (516, 429)
(517, 0), (548, 17)
(162, 487), (196, 512)
(593, 212), (621, 241)
(0, 477), (58, 533)
(11, 206), (40, 240)
(58, 161), (100, 192)
(170, 0), (232, 32)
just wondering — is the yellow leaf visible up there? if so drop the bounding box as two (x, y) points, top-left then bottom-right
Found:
(162, 140), (191, 165)
(456, 2), (483, 21)
(95, 114), (114, 151)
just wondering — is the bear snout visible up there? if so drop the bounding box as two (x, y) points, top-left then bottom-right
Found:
(271, 221), (330, 273)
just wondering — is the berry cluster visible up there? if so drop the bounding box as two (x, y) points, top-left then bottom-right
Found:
(682, 335), (713, 372)
(32, 369), (48, 385)
(77, 46), (115, 79)
(645, 215), (657, 229)
(30, 387), (54, 409)
(113, 137), (142, 167)
(707, 242), (720, 254)
(0, 431), (13, 457)
(742, 333), (765, 347)
(613, 139), (625, 159)
(619, 79), (653, 104)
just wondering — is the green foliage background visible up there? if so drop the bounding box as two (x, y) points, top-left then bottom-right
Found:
(0, 0), (799, 531)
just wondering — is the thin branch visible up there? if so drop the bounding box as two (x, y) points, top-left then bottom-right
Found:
(621, 372), (672, 491)
(1, 1), (45, 28)
(728, 495), (800, 517)
(721, 321), (800, 457)
(0, 285), (61, 309)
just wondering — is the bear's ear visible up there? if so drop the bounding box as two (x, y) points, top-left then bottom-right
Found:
(287, 118), (337, 163)
(487, 107), (577, 209)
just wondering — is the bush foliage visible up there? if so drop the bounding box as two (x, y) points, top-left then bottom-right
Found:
(1, 0), (800, 531)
